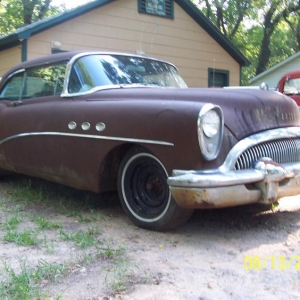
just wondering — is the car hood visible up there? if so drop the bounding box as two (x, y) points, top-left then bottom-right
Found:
(86, 87), (300, 140)
(193, 88), (300, 139)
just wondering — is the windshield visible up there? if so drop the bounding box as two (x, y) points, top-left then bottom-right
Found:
(283, 78), (300, 95)
(68, 54), (187, 93)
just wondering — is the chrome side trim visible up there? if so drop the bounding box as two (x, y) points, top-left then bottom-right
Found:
(0, 132), (174, 147)
(220, 127), (300, 172)
(2, 69), (25, 83)
(61, 84), (159, 98)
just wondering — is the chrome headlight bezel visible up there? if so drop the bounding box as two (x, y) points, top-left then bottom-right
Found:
(198, 103), (224, 160)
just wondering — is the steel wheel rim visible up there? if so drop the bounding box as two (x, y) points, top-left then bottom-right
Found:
(121, 153), (171, 222)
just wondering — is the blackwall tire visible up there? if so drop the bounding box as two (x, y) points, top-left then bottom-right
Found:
(117, 146), (193, 231)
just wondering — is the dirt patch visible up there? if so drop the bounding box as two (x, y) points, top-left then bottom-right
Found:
(0, 174), (300, 299)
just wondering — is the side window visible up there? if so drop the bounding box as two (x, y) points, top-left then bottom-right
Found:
(0, 64), (66, 100)
(23, 64), (66, 98)
(0, 72), (24, 100)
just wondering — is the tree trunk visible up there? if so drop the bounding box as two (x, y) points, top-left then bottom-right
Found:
(256, 27), (272, 75)
(297, 16), (300, 50)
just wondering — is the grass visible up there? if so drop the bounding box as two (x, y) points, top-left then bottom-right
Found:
(3, 229), (40, 246)
(0, 242), (130, 299)
(0, 176), (135, 298)
(105, 257), (134, 293)
(0, 258), (66, 300)
(59, 226), (100, 248)
(31, 216), (61, 230)
(3, 214), (21, 230)
(8, 179), (49, 204)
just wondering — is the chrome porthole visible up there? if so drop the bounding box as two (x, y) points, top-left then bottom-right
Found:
(81, 122), (91, 131)
(95, 122), (106, 132)
(68, 121), (77, 130)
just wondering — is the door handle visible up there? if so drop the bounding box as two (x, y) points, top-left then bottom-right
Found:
(12, 100), (23, 107)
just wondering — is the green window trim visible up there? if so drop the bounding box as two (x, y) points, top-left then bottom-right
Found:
(21, 39), (27, 62)
(138, 0), (174, 19)
(208, 68), (229, 88)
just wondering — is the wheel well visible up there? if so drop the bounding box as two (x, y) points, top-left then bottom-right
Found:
(98, 143), (143, 193)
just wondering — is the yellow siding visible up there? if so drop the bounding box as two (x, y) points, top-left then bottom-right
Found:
(24, 0), (239, 86)
(0, 47), (21, 77)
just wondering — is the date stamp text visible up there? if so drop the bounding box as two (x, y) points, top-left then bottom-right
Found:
(244, 255), (300, 270)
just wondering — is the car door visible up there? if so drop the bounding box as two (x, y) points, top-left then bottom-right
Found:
(0, 63), (66, 181)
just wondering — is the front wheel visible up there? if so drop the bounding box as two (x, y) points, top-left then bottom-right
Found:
(117, 146), (193, 231)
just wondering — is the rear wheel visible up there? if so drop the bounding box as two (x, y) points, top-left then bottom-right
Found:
(117, 146), (193, 231)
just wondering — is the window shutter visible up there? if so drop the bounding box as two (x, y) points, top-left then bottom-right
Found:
(138, 0), (174, 19)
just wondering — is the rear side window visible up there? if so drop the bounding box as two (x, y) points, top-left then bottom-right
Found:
(0, 63), (66, 100)
(0, 72), (24, 100)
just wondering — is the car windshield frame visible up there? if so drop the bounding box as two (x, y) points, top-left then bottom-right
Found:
(62, 52), (187, 96)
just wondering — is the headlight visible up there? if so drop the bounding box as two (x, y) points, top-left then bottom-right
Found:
(202, 109), (220, 138)
(198, 104), (224, 160)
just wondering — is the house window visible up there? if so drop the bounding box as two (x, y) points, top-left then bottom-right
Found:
(138, 0), (174, 19)
(208, 68), (229, 87)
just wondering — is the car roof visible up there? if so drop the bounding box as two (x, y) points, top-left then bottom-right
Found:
(281, 69), (300, 79)
(6, 51), (86, 74)
(3, 51), (176, 78)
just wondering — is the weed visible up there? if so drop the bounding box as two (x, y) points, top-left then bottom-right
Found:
(31, 215), (61, 230)
(105, 258), (133, 293)
(42, 234), (56, 254)
(33, 259), (67, 282)
(8, 180), (49, 204)
(0, 258), (45, 300)
(2, 204), (24, 213)
(77, 213), (93, 223)
(0, 177), (134, 298)
(96, 242), (125, 260)
(271, 202), (279, 211)
(59, 227), (99, 248)
(4, 229), (40, 246)
(3, 214), (21, 230)
(0, 258), (67, 300)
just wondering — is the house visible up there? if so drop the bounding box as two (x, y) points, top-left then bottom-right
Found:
(249, 51), (300, 89)
(0, 0), (250, 87)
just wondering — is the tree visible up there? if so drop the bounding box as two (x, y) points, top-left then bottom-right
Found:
(254, 0), (300, 75)
(282, 12), (300, 50)
(195, 0), (251, 40)
(0, 0), (64, 35)
(23, 0), (52, 25)
(194, 0), (300, 83)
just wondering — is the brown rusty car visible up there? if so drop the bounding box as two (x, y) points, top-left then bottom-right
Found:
(1, 51), (300, 231)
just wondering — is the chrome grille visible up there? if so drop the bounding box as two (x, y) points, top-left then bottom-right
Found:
(235, 138), (300, 170)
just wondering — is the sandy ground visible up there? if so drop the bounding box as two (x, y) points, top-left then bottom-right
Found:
(0, 175), (300, 300)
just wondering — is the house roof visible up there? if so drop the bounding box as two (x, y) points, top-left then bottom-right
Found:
(0, 0), (250, 66)
(249, 51), (300, 83)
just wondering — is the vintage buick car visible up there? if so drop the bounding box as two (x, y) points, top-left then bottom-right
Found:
(1, 51), (300, 231)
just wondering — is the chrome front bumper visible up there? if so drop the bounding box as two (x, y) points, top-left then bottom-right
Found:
(167, 162), (300, 209)
(168, 127), (300, 209)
